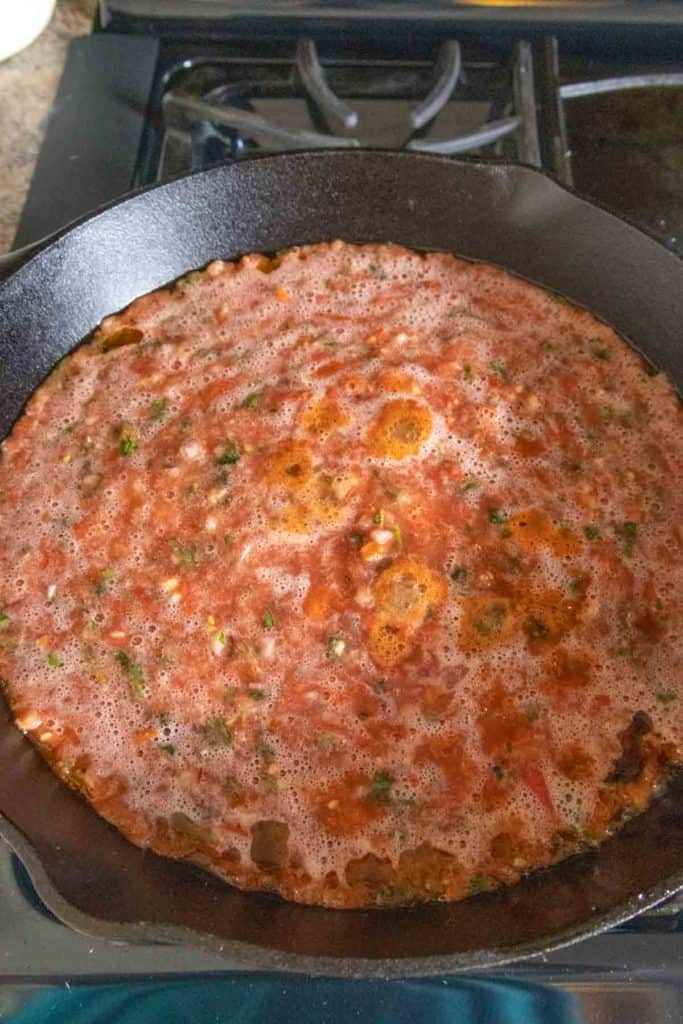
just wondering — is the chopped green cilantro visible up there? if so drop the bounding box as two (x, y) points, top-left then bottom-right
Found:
(368, 769), (394, 805)
(199, 715), (233, 748)
(463, 364), (473, 381)
(158, 744), (175, 756)
(150, 397), (168, 420)
(656, 690), (677, 704)
(373, 510), (384, 525)
(461, 476), (479, 492)
(0, 610), (8, 629)
(241, 391), (262, 410)
(95, 567), (115, 596)
(525, 617), (549, 640)
(119, 434), (138, 457)
(468, 874), (493, 896)
(488, 508), (506, 525)
(215, 441), (240, 466)
(490, 359), (509, 380)
(475, 602), (507, 637)
(541, 341), (556, 352)
(114, 650), (145, 697)
(256, 741), (275, 763)
(171, 540), (200, 566)
(47, 652), (64, 668)
(248, 687), (266, 701)
(620, 521), (638, 558)
(262, 609), (276, 630)
(492, 765), (505, 781)
(450, 566), (468, 588)
(583, 525), (600, 540)
(592, 346), (612, 361)
(395, 419), (419, 442)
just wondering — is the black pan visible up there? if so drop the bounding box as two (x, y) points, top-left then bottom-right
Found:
(1, 151), (682, 977)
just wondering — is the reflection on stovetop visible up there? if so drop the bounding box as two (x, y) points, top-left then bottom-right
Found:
(1, 839), (683, 1024)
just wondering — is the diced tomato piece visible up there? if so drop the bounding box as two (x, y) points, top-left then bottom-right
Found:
(559, 373), (579, 395)
(518, 762), (554, 813)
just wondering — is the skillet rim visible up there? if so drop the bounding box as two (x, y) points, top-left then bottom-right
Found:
(1, 148), (681, 283)
(2, 808), (682, 978)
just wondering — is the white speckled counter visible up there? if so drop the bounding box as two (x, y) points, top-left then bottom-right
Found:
(0, 0), (95, 254)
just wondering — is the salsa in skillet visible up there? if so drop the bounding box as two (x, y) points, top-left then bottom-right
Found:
(0, 242), (681, 908)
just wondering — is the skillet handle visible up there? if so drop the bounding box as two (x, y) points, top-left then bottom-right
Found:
(0, 238), (45, 283)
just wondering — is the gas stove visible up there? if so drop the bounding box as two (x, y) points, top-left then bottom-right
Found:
(4, 2), (683, 1020)
(13, 1), (683, 254)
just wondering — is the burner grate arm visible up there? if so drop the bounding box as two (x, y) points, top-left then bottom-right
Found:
(408, 116), (521, 155)
(164, 92), (360, 151)
(296, 38), (359, 131)
(410, 40), (463, 131)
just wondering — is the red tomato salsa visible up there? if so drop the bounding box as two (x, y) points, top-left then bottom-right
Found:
(0, 242), (681, 908)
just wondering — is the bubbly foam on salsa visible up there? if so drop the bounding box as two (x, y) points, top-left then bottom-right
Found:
(0, 242), (681, 907)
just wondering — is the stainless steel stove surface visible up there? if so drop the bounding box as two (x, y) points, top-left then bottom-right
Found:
(3, 3), (683, 1019)
(2, 841), (683, 1022)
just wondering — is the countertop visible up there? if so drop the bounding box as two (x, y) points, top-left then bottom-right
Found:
(0, 0), (95, 254)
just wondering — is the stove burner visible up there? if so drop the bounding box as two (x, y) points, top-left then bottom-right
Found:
(165, 90), (358, 151)
(160, 36), (540, 178)
(406, 41), (535, 156)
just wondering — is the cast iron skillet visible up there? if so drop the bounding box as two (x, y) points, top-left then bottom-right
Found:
(0, 151), (682, 978)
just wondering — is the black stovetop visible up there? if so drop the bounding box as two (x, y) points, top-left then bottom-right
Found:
(12, 6), (683, 254)
(2, 5), (683, 1017)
